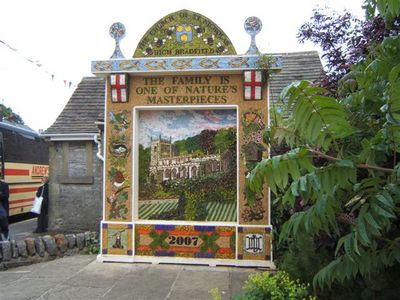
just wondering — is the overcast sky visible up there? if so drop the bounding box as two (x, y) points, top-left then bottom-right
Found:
(139, 109), (237, 147)
(0, 0), (364, 131)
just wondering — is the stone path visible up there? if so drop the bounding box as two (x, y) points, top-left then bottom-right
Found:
(0, 255), (260, 299)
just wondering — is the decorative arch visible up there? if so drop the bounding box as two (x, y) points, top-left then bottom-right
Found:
(165, 168), (171, 180)
(133, 9), (236, 57)
(171, 168), (178, 179)
(191, 165), (198, 178)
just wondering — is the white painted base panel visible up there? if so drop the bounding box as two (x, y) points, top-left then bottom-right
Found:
(97, 254), (276, 269)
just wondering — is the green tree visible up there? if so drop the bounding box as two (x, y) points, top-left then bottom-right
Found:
(247, 0), (400, 292)
(214, 128), (236, 155)
(138, 144), (150, 185)
(173, 140), (188, 155)
(173, 136), (201, 155)
(185, 135), (201, 154)
(0, 103), (24, 124)
(199, 129), (217, 154)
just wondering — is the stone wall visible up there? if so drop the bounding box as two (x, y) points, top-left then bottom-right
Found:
(48, 140), (103, 232)
(0, 232), (98, 270)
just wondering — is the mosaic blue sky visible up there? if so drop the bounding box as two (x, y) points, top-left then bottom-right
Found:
(0, 0), (364, 131)
(138, 109), (237, 148)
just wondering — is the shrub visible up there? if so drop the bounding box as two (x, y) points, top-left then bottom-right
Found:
(277, 233), (332, 286)
(209, 287), (222, 300)
(84, 232), (100, 255)
(234, 271), (315, 300)
(194, 200), (207, 220)
(184, 193), (196, 220)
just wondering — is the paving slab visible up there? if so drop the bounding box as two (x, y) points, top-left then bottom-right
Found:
(171, 269), (229, 297)
(0, 271), (27, 287)
(66, 264), (131, 289)
(0, 255), (264, 300)
(39, 284), (110, 300)
(104, 265), (181, 300)
(2, 277), (62, 299)
(230, 269), (257, 297)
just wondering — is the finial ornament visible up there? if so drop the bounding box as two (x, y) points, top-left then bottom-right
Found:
(109, 22), (126, 59)
(244, 16), (262, 55)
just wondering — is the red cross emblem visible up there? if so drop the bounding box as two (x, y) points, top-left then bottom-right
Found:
(244, 71), (263, 100)
(110, 74), (128, 103)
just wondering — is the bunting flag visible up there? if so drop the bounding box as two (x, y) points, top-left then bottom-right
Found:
(0, 38), (75, 88)
(244, 70), (263, 100)
(110, 74), (129, 103)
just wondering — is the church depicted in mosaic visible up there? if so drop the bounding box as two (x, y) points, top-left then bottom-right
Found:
(149, 136), (223, 182)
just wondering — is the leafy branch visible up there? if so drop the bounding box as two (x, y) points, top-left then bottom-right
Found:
(279, 80), (353, 151)
(247, 32), (400, 289)
(310, 148), (394, 173)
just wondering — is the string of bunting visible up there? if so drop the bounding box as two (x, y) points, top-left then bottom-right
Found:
(0, 38), (75, 88)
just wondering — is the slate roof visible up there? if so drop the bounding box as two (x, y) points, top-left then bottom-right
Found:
(44, 77), (105, 134)
(269, 51), (324, 108)
(44, 51), (323, 135)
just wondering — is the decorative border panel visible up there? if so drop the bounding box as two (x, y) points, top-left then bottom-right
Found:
(92, 55), (282, 74)
(135, 224), (235, 259)
(237, 226), (271, 261)
(101, 223), (133, 255)
(104, 108), (132, 222)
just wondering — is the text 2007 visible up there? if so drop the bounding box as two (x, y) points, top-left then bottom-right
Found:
(168, 236), (199, 246)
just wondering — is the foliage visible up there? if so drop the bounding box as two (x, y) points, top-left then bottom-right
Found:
(138, 144), (150, 186)
(248, 0), (400, 292)
(174, 135), (201, 155)
(164, 171), (237, 203)
(298, 9), (361, 93)
(107, 184), (129, 220)
(364, 0), (400, 25)
(233, 271), (315, 300)
(297, 5), (400, 95)
(159, 171), (236, 221)
(199, 129), (217, 154)
(173, 140), (188, 155)
(0, 103), (24, 124)
(209, 287), (222, 300)
(150, 190), (207, 221)
(277, 233), (332, 286)
(194, 198), (207, 220)
(214, 127), (237, 154)
(257, 54), (280, 81)
(153, 185), (174, 199)
(184, 192), (197, 220)
(84, 232), (100, 255)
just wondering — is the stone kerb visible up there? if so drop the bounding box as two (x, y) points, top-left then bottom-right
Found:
(0, 231), (98, 270)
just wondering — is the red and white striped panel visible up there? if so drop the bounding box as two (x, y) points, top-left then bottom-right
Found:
(4, 162), (45, 216)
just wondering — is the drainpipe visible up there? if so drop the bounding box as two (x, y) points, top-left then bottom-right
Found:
(94, 134), (104, 161)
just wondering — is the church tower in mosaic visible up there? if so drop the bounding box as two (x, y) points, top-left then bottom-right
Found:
(149, 136), (173, 181)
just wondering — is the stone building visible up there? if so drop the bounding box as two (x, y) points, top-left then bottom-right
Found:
(43, 51), (323, 233)
(43, 77), (105, 232)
